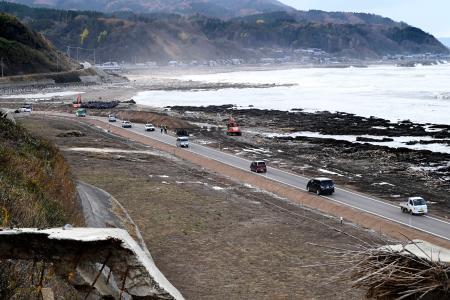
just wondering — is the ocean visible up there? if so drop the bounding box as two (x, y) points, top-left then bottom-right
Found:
(134, 64), (450, 125)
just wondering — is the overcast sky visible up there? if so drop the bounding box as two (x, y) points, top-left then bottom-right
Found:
(282, 0), (449, 37)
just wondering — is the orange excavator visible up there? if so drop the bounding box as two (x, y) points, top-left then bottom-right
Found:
(72, 95), (82, 108)
(226, 116), (242, 136)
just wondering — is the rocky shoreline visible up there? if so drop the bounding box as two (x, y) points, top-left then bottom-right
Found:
(167, 105), (450, 218)
(169, 105), (450, 139)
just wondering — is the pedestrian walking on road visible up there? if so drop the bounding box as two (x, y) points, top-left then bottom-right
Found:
(164, 126), (168, 134)
(160, 126), (164, 134)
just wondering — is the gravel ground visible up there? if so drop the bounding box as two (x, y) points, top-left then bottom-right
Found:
(18, 115), (388, 299)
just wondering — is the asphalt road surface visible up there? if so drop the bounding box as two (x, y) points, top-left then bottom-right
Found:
(53, 113), (450, 242)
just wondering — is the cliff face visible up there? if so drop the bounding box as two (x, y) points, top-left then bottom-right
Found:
(0, 2), (447, 63)
(0, 12), (74, 75)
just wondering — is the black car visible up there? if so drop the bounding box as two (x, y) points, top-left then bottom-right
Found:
(307, 178), (335, 195)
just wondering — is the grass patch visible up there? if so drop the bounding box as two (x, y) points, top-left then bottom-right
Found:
(0, 112), (83, 228)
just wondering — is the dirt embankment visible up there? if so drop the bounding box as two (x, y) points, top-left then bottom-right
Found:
(19, 115), (392, 299)
(93, 109), (194, 130)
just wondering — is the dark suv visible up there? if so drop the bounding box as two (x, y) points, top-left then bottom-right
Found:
(307, 178), (335, 195)
(250, 161), (267, 173)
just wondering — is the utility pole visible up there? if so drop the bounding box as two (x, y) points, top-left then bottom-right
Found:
(66, 46), (96, 64)
(1, 57), (4, 77)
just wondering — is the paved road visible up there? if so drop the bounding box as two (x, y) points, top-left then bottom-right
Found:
(77, 181), (120, 228)
(46, 112), (450, 241)
(101, 117), (450, 242)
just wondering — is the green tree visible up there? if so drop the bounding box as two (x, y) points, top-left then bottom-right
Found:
(80, 28), (89, 45)
(97, 30), (108, 44)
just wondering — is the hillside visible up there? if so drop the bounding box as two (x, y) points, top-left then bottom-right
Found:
(236, 10), (402, 27)
(0, 2), (447, 63)
(0, 111), (84, 298)
(209, 13), (447, 57)
(6, 0), (294, 18)
(0, 111), (83, 228)
(0, 12), (74, 75)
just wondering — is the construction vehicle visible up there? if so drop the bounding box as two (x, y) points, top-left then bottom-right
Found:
(226, 116), (242, 136)
(73, 95), (82, 108)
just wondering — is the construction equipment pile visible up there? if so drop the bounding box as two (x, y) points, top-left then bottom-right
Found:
(81, 100), (120, 109)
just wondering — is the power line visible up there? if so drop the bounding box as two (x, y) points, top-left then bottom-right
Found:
(65, 46), (96, 63)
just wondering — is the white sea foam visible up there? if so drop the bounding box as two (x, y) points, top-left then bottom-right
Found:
(264, 131), (450, 154)
(0, 91), (83, 99)
(134, 64), (450, 125)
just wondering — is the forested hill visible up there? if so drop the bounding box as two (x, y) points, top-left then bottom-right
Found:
(0, 12), (74, 75)
(5, 0), (295, 18)
(0, 2), (447, 63)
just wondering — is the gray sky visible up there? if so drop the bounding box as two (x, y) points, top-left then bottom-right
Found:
(282, 0), (449, 37)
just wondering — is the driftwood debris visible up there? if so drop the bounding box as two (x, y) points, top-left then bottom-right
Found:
(311, 239), (450, 299)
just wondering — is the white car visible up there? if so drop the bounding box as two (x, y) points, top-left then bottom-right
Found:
(144, 123), (156, 131)
(121, 121), (132, 128)
(19, 105), (32, 113)
(108, 114), (117, 122)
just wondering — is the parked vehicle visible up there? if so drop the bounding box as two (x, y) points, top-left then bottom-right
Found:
(19, 104), (32, 113)
(226, 116), (242, 136)
(400, 197), (428, 215)
(250, 161), (267, 173)
(307, 178), (335, 195)
(144, 123), (156, 131)
(121, 121), (132, 128)
(75, 108), (86, 117)
(176, 136), (189, 148)
(108, 114), (117, 122)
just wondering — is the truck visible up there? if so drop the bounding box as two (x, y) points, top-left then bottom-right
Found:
(75, 108), (86, 117)
(226, 116), (242, 136)
(400, 197), (428, 215)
